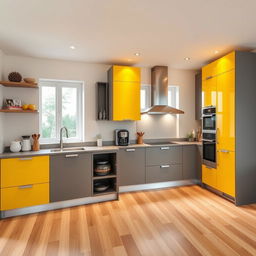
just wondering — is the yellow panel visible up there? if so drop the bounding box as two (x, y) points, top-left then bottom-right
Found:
(1, 156), (49, 188)
(113, 81), (141, 121)
(202, 165), (217, 189)
(215, 51), (235, 75)
(202, 61), (217, 80)
(216, 70), (235, 151)
(202, 76), (217, 107)
(1, 183), (49, 210)
(113, 66), (140, 82)
(216, 151), (235, 197)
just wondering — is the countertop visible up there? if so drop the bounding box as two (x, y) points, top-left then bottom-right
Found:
(0, 141), (202, 159)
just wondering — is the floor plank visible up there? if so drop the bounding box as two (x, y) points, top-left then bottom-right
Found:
(0, 185), (255, 256)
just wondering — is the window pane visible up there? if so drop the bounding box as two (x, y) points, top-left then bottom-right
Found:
(141, 89), (146, 110)
(62, 87), (77, 137)
(41, 87), (56, 139)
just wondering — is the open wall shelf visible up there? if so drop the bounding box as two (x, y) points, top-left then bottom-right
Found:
(0, 109), (38, 113)
(0, 81), (38, 88)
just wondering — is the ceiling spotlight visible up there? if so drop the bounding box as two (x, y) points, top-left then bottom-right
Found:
(184, 57), (190, 61)
(214, 50), (219, 54)
(134, 52), (141, 56)
(70, 45), (76, 50)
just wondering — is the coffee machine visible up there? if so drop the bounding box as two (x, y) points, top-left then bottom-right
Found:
(115, 129), (129, 146)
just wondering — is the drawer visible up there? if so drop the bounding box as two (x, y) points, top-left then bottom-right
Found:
(146, 146), (182, 166)
(1, 156), (49, 188)
(1, 183), (49, 210)
(146, 164), (182, 183)
(202, 165), (217, 189)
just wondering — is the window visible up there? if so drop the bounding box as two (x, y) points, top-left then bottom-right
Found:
(39, 79), (84, 143)
(140, 84), (179, 110)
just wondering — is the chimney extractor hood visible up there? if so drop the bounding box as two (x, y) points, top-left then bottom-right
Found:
(142, 66), (184, 115)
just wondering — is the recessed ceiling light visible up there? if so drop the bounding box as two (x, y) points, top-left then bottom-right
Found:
(134, 52), (141, 56)
(214, 50), (219, 54)
(70, 45), (76, 50)
(184, 57), (190, 61)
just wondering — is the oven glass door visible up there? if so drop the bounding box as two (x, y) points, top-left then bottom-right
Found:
(203, 141), (216, 163)
(203, 115), (216, 130)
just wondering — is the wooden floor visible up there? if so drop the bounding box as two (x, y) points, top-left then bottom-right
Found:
(0, 185), (256, 256)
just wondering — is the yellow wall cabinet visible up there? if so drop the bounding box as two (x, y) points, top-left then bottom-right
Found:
(0, 156), (49, 210)
(108, 65), (141, 121)
(202, 51), (256, 205)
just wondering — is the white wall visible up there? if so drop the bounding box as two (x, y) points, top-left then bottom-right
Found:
(2, 54), (198, 146)
(0, 50), (4, 152)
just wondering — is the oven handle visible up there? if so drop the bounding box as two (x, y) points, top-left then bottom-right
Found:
(202, 114), (216, 117)
(203, 139), (216, 143)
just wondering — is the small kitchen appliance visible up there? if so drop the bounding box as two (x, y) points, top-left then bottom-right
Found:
(115, 129), (129, 146)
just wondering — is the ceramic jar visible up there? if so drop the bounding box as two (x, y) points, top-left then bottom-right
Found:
(10, 141), (21, 153)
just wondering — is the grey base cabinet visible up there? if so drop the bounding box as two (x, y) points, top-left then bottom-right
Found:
(50, 153), (92, 202)
(119, 148), (145, 186)
(146, 164), (182, 183)
(182, 145), (197, 179)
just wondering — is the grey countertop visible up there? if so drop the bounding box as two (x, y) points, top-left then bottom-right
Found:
(0, 141), (202, 159)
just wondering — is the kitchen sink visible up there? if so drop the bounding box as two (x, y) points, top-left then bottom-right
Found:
(50, 147), (86, 152)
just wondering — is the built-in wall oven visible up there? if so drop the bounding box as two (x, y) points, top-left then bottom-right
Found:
(202, 106), (217, 168)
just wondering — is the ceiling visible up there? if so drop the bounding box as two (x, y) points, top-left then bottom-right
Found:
(0, 0), (256, 69)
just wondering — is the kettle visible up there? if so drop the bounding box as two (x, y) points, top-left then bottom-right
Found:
(21, 135), (31, 152)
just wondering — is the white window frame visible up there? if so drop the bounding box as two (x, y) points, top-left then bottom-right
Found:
(39, 79), (84, 144)
(168, 85), (180, 108)
(140, 84), (151, 111)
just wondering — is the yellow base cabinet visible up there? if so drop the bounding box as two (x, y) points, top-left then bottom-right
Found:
(216, 151), (235, 197)
(0, 156), (49, 211)
(1, 183), (49, 211)
(202, 165), (217, 189)
(108, 65), (141, 121)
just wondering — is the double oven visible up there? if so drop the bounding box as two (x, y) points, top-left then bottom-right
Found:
(202, 106), (216, 168)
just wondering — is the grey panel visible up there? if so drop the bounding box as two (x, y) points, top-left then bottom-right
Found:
(196, 146), (203, 180)
(146, 164), (182, 183)
(195, 72), (202, 120)
(182, 145), (197, 179)
(146, 146), (182, 166)
(50, 153), (92, 202)
(119, 148), (145, 186)
(235, 51), (256, 205)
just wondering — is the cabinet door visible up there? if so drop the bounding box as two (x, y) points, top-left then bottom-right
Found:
(195, 72), (202, 120)
(113, 81), (140, 121)
(146, 165), (182, 183)
(119, 148), (145, 186)
(202, 165), (217, 189)
(202, 76), (217, 107)
(50, 153), (92, 202)
(216, 151), (235, 197)
(183, 146), (197, 179)
(216, 70), (235, 151)
(113, 66), (140, 82)
(215, 51), (235, 75)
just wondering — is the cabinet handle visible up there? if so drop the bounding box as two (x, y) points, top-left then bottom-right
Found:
(126, 148), (135, 152)
(160, 165), (170, 168)
(65, 154), (79, 158)
(206, 75), (213, 80)
(19, 184), (33, 189)
(160, 147), (170, 150)
(19, 157), (33, 161)
(220, 149), (230, 153)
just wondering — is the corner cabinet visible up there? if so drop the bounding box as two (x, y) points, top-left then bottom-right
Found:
(108, 65), (141, 121)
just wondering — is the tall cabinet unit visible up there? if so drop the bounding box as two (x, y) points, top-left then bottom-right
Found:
(108, 65), (141, 121)
(202, 51), (256, 205)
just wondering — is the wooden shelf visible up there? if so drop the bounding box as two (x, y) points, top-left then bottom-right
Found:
(93, 188), (117, 196)
(93, 174), (117, 180)
(0, 109), (38, 113)
(0, 81), (38, 88)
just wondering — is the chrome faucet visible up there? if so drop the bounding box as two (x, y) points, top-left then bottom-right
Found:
(60, 127), (69, 150)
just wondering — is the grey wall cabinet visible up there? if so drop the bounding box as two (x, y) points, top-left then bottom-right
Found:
(119, 148), (146, 186)
(195, 72), (202, 120)
(50, 153), (92, 202)
(183, 145), (198, 179)
(146, 146), (182, 166)
(146, 164), (182, 183)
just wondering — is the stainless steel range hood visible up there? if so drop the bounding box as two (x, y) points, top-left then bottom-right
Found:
(142, 66), (184, 115)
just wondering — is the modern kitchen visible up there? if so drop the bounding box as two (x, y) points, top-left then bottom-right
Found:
(0, 1), (256, 256)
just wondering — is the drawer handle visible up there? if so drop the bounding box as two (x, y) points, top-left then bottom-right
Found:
(19, 157), (33, 161)
(160, 147), (170, 150)
(126, 149), (135, 152)
(220, 149), (230, 153)
(160, 165), (170, 168)
(65, 154), (79, 158)
(19, 184), (33, 189)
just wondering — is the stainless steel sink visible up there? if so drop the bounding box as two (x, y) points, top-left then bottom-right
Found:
(50, 147), (85, 152)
